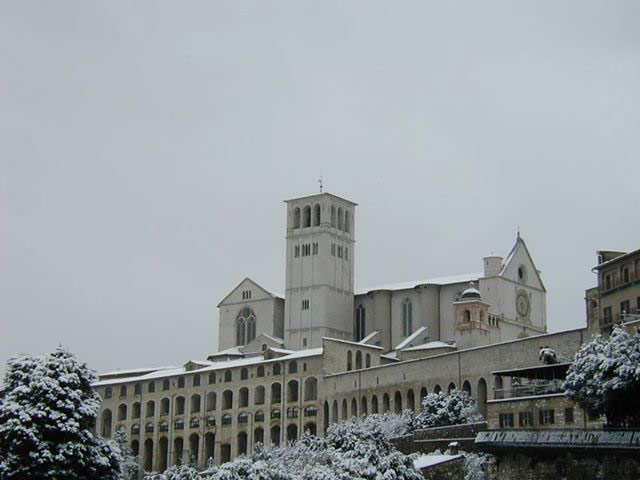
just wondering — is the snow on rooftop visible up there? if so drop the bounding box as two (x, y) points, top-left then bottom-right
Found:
(99, 366), (177, 377)
(358, 330), (379, 345)
(94, 348), (324, 387)
(395, 326), (427, 351)
(356, 273), (481, 295)
(208, 347), (244, 357)
(414, 454), (463, 470)
(261, 333), (285, 344)
(403, 341), (456, 352)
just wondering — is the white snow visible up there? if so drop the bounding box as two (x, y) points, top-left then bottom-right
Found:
(403, 341), (456, 352)
(414, 454), (463, 469)
(395, 326), (428, 351)
(356, 273), (481, 295)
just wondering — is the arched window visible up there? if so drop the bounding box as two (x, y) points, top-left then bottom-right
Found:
(175, 396), (185, 415)
(287, 424), (298, 442)
(190, 394), (201, 413)
(134, 383), (141, 395)
(255, 385), (265, 405)
(365, 353), (371, 368)
(313, 204), (321, 226)
(224, 370), (232, 382)
(394, 391), (402, 414)
(337, 207), (344, 230)
(101, 409), (112, 437)
(193, 374), (200, 387)
(448, 382), (456, 394)
(146, 400), (155, 418)
(287, 379), (299, 403)
(105, 387), (112, 399)
(162, 378), (170, 391)
(273, 363), (281, 376)
(117, 404), (127, 421)
(236, 307), (257, 346)
(178, 377), (185, 389)
(371, 395), (379, 414)
(133, 402), (141, 419)
(208, 372), (216, 384)
(351, 398), (358, 417)
(222, 390), (233, 410)
(239, 387), (249, 408)
(355, 351), (362, 370)
(293, 207), (301, 229)
(462, 380), (472, 395)
(120, 385), (127, 397)
(148, 381), (155, 393)
(344, 210), (351, 233)
(271, 383), (282, 404)
(257, 366), (264, 377)
(303, 205), (311, 228)
(160, 398), (170, 415)
(206, 392), (216, 411)
(330, 205), (336, 227)
(304, 377), (318, 401)
(354, 305), (366, 341)
(241, 368), (249, 380)
(288, 361), (297, 374)
(464, 310), (471, 322)
(347, 351), (352, 371)
(402, 299), (413, 337)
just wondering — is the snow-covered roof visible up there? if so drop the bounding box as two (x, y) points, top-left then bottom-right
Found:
(380, 352), (399, 361)
(207, 347), (244, 358)
(395, 326), (428, 351)
(593, 248), (640, 270)
(99, 366), (177, 378)
(358, 331), (379, 345)
(403, 341), (456, 352)
(94, 348), (324, 387)
(356, 273), (481, 295)
(268, 347), (296, 355)
(323, 337), (384, 350)
(413, 454), (464, 470)
(261, 334), (285, 344)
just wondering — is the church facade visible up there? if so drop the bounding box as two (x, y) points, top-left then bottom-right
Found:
(95, 191), (570, 474)
(218, 192), (547, 355)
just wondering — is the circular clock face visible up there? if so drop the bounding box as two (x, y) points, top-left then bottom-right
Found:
(516, 293), (530, 316)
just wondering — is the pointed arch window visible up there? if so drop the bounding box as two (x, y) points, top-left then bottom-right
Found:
(402, 299), (413, 337)
(236, 307), (257, 346)
(354, 305), (366, 342)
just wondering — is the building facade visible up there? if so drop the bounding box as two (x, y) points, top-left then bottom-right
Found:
(94, 191), (565, 473)
(585, 248), (640, 335)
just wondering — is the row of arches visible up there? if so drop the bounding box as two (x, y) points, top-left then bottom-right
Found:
(100, 379), (319, 437)
(126, 420), (319, 471)
(346, 350), (372, 371)
(321, 378), (488, 431)
(292, 204), (351, 232)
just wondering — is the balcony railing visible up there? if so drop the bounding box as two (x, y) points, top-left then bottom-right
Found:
(599, 310), (640, 328)
(493, 380), (564, 400)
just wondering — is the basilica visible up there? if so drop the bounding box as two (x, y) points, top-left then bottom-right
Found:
(95, 192), (579, 473)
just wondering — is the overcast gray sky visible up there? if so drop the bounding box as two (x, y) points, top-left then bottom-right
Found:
(2, 1), (639, 377)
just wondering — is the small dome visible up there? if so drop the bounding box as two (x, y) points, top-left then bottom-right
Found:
(461, 282), (481, 300)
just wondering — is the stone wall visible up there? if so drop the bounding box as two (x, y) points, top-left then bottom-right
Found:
(419, 457), (465, 480)
(393, 422), (487, 454)
(487, 452), (640, 480)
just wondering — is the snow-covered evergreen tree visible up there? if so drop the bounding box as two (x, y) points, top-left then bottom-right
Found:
(115, 427), (139, 480)
(415, 389), (482, 429)
(563, 325), (640, 426)
(0, 348), (121, 480)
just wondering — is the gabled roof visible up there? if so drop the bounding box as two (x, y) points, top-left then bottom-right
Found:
(499, 235), (546, 292)
(217, 277), (283, 307)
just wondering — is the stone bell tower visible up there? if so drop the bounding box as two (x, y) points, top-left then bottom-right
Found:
(284, 192), (356, 349)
